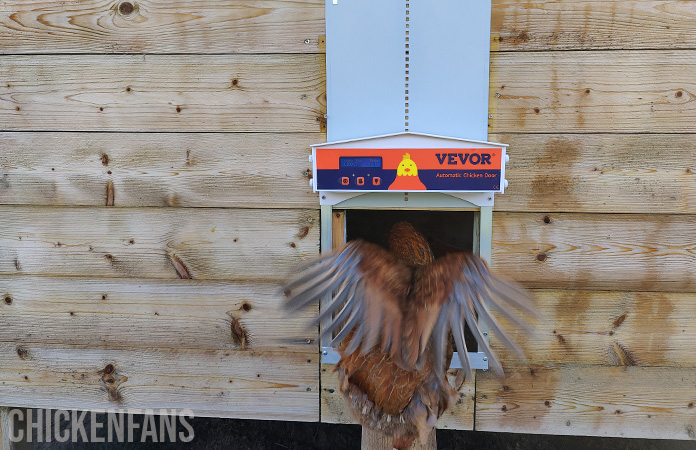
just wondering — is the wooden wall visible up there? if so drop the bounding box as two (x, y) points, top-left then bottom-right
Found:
(0, 0), (325, 421)
(1, 0), (695, 442)
(482, 0), (696, 440)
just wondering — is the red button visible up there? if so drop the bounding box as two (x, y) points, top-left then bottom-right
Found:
(373, 177), (381, 186)
(357, 177), (365, 186)
(341, 177), (349, 186)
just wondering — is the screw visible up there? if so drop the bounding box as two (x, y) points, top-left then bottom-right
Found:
(483, 332), (488, 336)
(304, 39), (311, 44)
(322, 350), (328, 356)
(305, 339), (311, 344)
(495, 93), (501, 98)
(303, 171), (309, 177)
(488, 114), (493, 119)
(307, 217), (313, 223)
(483, 357), (488, 361)
(321, 195), (326, 199)
(488, 196), (492, 201)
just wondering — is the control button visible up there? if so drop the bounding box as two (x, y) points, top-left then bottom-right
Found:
(357, 177), (365, 186)
(373, 177), (381, 186)
(341, 177), (350, 186)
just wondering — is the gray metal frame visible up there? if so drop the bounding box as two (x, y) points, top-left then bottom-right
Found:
(319, 197), (493, 371)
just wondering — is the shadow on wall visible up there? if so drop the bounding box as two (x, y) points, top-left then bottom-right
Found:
(17, 411), (693, 450)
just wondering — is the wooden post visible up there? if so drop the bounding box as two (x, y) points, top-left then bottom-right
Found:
(0, 408), (11, 450)
(361, 428), (436, 450)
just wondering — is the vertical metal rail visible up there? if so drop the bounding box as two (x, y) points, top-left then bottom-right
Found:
(476, 206), (493, 369)
(319, 205), (335, 363)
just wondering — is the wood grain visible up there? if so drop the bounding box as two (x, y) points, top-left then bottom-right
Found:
(476, 364), (696, 440)
(321, 364), (475, 431)
(492, 0), (696, 51)
(0, 0), (324, 54)
(361, 428), (435, 450)
(0, 132), (321, 208)
(491, 212), (696, 292)
(489, 133), (696, 214)
(0, 408), (9, 450)
(0, 343), (318, 420)
(0, 206), (319, 281)
(0, 55), (325, 132)
(489, 51), (696, 133)
(0, 276), (316, 353)
(490, 289), (696, 368)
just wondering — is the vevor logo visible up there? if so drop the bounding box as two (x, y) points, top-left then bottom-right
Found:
(435, 153), (492, 165)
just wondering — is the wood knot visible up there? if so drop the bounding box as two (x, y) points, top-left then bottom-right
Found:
(543, 216), (551, 224)
(297, 226), (309, 239)
(613, 311), (628, 329)
(101, 153), (109, 166)
(4, 295), (12, 305)
(168, 252), (191, 279)
(16, 346), (29, 360)
(100, 363), (126, 403)
(536, 253), (547, 262)
(118, 1), (136, 16)
(230, 316), (249, 349)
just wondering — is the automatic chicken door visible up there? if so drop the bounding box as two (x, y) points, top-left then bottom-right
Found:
(311, 133), (507, 371)
(315, 0), (503, 371)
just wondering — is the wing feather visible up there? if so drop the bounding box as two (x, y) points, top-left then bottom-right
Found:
(283, 240), (411, 364)
(410, 252), (536, 378)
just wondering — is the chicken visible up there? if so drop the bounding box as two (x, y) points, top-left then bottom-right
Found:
(388, 153), (427, 190)
(284, 221), (535, 449)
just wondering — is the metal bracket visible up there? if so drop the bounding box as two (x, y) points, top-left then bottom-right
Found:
(321, 347), (489, 370)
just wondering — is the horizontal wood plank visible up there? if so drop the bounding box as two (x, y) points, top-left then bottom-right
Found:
(0, 132), (321, 208)
(0, 55), (325, 132)
(0, 206), (319, 281)
(476, 364), (696, 440)
(0, 276), (316, 353)
(489, 133), (696, 214)
(0, 343), (318, 420)
(0, 0), (324, 54)
(492, 0), (696, 51)
(491, 212), (696, 292)
(489, 51), (696, 133)
(320, 364), (475, 430)
(490, 289), (696, 368)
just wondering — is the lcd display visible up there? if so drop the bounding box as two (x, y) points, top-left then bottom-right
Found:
(339, 157), (382, 168)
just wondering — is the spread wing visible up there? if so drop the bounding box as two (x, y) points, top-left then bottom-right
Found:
(405, 253), (536, 378)
(283, 240), (412, 366)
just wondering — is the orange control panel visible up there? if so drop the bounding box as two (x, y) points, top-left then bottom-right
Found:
(314, 147), (505, 192)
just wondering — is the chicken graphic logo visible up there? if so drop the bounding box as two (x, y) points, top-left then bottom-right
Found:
(388, 153), (427, 190)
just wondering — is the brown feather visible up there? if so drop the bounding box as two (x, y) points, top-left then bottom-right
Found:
(283, 221), (536, 444)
